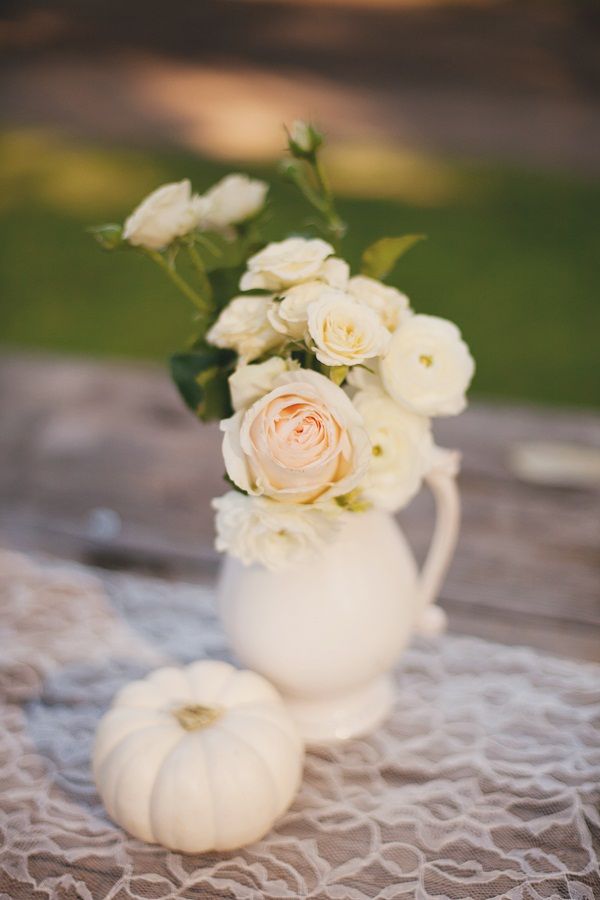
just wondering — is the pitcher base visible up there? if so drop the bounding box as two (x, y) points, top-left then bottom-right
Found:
(284, 675), (394, 744)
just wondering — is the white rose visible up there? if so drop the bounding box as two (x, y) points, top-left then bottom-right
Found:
(320, 257), (350, 289)
(229, 357), (298, 411)
(221, 369), (371, 503)
(307, 289), (391, 367)
(380, 314), (475, 416)
(267, 281), (326, 339)
(240, 237), (334, 291)
(347, 275), (411, 332)
(202, 174), (268, 229)
(123, 179), (206, 250)
(353, 389), (433, 511)
(212, 492), (342, 571)
(206, 295), (283, 362)
(346, 360), (382, 392)
(267, 261), (350, 340)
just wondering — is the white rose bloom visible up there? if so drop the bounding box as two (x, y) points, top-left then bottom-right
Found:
(320, 257), (350, 289)
(229, 357), (298, 411)
(240, 237), (334, 291)
(202, 174), (268, 229)
(307, 289), (391, 367)
(206, 295), (283, 362)
(347, 275), (411, 332)
(267, 281), (326, 339)
(221, 368), (371, 503)
(212, 492), (342, 571)
(267, 260), (350, 340)
(381, 314), (474, 416)
(346, 361), (383, 392)
(353, 389), (433, 511)
(123, 179), (206, 250)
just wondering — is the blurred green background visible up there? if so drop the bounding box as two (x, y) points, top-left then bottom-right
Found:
(2, 127), (598, 407)
(2, 0), (599, 408)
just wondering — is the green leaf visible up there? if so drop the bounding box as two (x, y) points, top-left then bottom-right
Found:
(189, 221), (265, 275)
(209, 264), (247, 313)
(223, 473), (249, 496)
(88, 223), (124, 250)
(334, 489), (371, 513)
(169, 348), (235, 422)
(330, 365), (348, 386)
(315, 362), (348, 383)
(361, 234), (426, 280)
(190, 231), (241, 271)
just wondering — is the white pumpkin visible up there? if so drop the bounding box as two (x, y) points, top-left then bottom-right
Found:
(93, 659), (304, 853)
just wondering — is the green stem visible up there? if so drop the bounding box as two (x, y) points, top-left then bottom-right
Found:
(313, 157), (332, 204)
(186, 244), (213, 303)
(145, 249), (211, 317)
(195, 234), (222, 257)
(284, 162), (327, 214)
(311, 157), (346, 252)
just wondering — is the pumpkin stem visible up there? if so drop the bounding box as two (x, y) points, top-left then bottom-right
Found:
(173, 703), (222, 731)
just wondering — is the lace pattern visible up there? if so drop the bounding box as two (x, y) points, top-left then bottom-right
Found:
(1, 549), (599, 899)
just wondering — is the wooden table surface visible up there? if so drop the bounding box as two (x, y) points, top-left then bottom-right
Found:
(1, 352), (598, 662)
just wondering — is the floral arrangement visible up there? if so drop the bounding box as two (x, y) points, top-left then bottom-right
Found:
(93, 122), (474, 571)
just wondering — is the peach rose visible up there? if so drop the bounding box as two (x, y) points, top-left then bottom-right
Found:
(221, 369), (371, 503)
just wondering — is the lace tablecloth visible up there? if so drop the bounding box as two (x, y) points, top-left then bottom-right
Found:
(1, 549), (599, 900)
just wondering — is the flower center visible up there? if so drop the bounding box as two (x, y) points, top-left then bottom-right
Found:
(419, 354), (434, 368)
(372, 444), (383, 457)
(173, 703), (222, 731)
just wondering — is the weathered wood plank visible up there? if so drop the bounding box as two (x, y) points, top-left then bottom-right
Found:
(1, 352), (598, 661)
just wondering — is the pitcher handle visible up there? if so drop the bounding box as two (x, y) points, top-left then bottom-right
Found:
(415, 448), (461, 635)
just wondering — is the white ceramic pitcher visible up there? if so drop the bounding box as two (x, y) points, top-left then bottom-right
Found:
(217, 454), (460, 743)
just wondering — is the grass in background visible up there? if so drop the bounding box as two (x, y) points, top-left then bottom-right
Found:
(1, 128), (598, 407)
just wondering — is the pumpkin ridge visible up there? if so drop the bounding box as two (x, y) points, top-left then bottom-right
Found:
(99, 721), (177, 787)
(185, 658), (236, 704)
(231, 707), (301, 755)
(108, 724), (181, 841)
(198, 729), (219, 848)
(213, 666), (241, 704)
(146, 666), (194, 702)
(215, 720), (282, 812)
(93, 708), (165, 773)
(148, 730), (215, 851)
